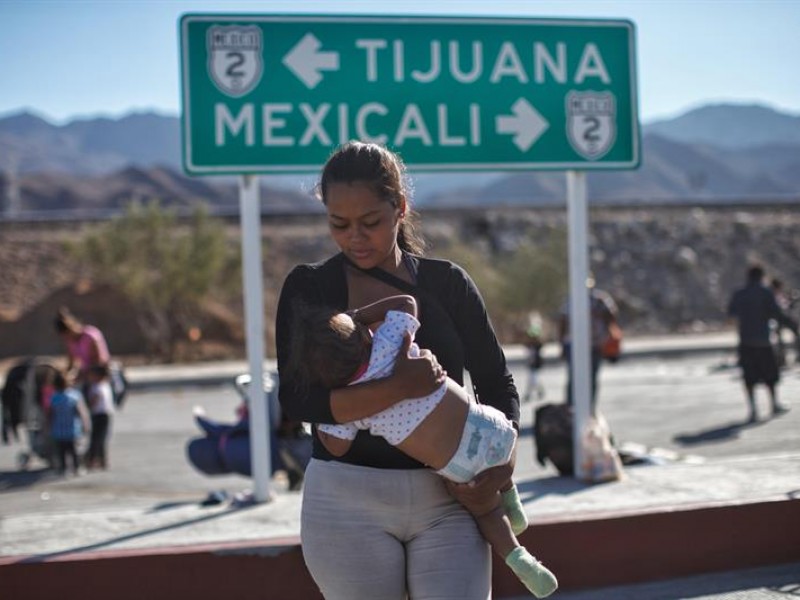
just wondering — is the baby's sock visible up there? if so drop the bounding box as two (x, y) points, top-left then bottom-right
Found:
(502, 486), (529, 535)
(505, 546), (558, 599)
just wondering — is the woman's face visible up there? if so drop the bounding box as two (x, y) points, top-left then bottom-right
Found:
(325, 181), (403, 271)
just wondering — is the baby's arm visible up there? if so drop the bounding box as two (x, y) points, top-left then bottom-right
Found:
(350, 295), (417, 326)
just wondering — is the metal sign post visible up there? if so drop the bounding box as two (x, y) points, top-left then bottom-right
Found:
(238, 174), (270, 502)
(566, 171), (591, 479)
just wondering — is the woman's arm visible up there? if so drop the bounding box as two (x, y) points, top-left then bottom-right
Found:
(84, 335), (102, 372)
(63, 341), (75, 374)
(76, 397), (91, 436)
(442, 263), (520, 425)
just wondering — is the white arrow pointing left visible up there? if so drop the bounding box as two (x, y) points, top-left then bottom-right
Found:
(282, 33), (339, 89)
(496, 98), (549, 152)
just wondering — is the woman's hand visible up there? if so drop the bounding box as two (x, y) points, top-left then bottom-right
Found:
(390, 333), (447, 398)
(444, 462), (513, 516)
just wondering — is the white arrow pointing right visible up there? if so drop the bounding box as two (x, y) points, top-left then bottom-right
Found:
(496, 98), (549, 152)
(282, 33), (340, 89)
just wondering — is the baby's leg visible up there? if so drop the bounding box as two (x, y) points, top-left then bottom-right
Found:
(499, 478), (529, 535)
(470, 494), (516, 558)
(471, 502), (558, 599)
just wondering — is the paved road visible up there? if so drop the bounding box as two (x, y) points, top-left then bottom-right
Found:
(2, 348), (799, 600)
(2, 350), (797, 520)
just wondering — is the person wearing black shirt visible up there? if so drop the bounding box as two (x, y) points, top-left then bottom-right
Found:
(276, 141), (521, 599)
(728, 264), (797, 421)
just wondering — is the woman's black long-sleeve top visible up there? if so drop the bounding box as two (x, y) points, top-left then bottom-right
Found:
(275, 252), (520, 469)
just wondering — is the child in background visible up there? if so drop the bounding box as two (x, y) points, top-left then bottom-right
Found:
(523, 313), (546, 403)
(287, 295), (558, 598)
(85, 364), (115, 470)
(48, 370), (89, 476)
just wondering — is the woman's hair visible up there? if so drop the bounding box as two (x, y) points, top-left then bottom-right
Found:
(318, 141), (426, 255)
(54, 306), (82, 335)
(285, 301), (368, 393)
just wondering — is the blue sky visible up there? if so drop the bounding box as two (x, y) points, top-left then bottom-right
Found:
(1, 0), (799, 124)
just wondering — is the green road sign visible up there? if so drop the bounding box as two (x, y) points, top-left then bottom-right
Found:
(180, 14), (639, 174)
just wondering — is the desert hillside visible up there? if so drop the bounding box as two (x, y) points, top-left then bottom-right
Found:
(1, 203), (798, 362)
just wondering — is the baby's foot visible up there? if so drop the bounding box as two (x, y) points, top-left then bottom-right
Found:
(505, 547), (558, 598)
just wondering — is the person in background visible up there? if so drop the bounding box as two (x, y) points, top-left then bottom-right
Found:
(276, 141), (521, 599)
(47, 370), (89, 476)
(187, 380), (311, 493)
(54, 307), (110, 389)
(84, 364), (115, 470)
(522, 312), (546, 403)
(728, 265), (797, 421)
(558, 278), (619, 411)
(769, 278), (799, 367)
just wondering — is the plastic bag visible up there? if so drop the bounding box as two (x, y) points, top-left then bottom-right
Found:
(580, 412), (625, 483)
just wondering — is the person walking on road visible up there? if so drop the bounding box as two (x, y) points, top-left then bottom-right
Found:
(728, 264), (797, 421)
(522, 312), (546, 403)
(54, 307), (111, 390)
(276, 141), (521, 600)
(558, 278), (619, 411)
(770, 278), (799, 367)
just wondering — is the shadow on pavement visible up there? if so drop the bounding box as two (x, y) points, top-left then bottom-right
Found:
(516, 474), (589, 504)
(146, 500), (204, 513)
(0, 467), (57, 491)
(673, 418), (761, 446)
(11, 502), (261, 564)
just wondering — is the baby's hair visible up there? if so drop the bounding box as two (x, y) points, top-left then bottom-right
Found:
(285, 301), (368, 393)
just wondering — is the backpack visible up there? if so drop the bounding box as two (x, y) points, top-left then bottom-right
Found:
(533, 403), (575, 476)
(534, 403), (625, 482)
(109, 361), (129, 408)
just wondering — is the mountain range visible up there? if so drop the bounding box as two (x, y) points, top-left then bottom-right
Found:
(1, 102), (799, 214)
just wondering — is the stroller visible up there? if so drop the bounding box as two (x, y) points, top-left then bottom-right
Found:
(1, 358), (60, 470)
(186, 371), (312, 491)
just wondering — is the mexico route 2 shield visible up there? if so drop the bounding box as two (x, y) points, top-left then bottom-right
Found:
(208, 25), (264, 97)
(567, 91), (616, 160)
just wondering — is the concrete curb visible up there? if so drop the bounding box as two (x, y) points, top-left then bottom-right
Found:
(3, 495), (798, 600)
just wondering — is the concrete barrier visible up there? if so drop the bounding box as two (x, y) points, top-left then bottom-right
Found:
(3, 496), (798, 599)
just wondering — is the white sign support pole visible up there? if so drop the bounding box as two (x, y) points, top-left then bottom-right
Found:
(566, 170), (592, 480)
(239, 174), (271, 502)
